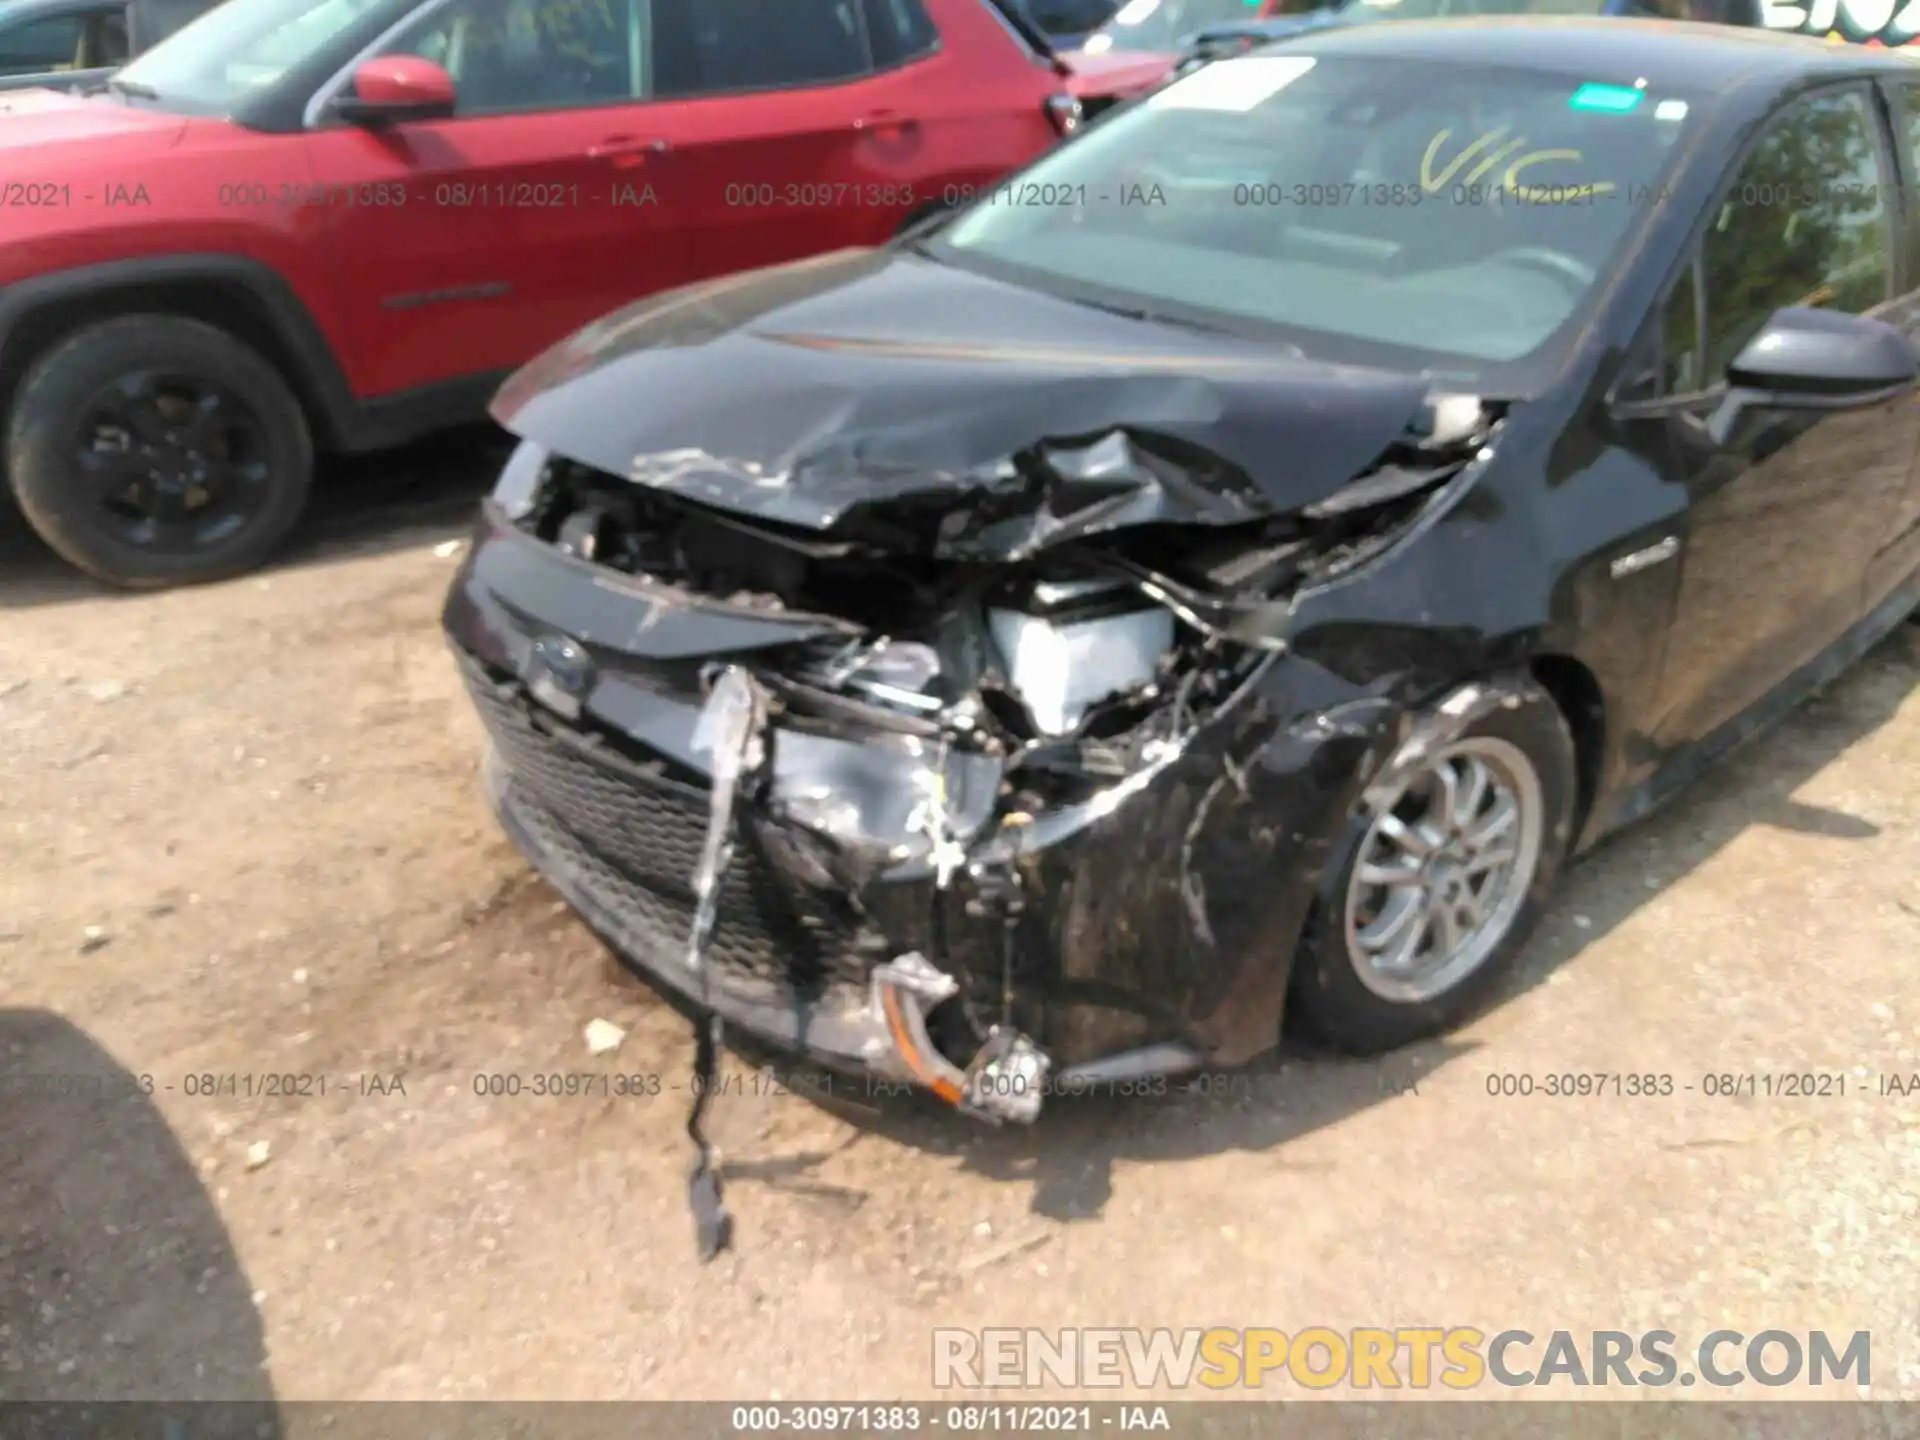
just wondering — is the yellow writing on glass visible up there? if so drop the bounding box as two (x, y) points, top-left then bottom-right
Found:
(1420, 128), (1617, 203)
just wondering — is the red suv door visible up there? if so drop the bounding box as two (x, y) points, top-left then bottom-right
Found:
(305, 0), (690, 399)
(643, 0), (1067, 287)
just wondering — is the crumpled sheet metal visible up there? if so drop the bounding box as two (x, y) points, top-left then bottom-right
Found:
(686, 664), (770, 973)
(680, 664), (777, 1263)
(1360, 677), (1532, 822)
(492, 262), (1443, 559)
(610, 383), (1284, 557)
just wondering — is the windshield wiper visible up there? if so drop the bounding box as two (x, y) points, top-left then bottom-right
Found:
(1065, 293), (1156, 322)
(1063, 292), (1260, 340)
(107, 77), (160, 100)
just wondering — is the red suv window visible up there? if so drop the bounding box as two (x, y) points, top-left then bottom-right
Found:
(651, 0), (874, 96)
(864, 0), (940, 66)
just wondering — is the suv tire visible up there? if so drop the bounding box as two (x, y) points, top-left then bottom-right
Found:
(7, 315), (314, 589)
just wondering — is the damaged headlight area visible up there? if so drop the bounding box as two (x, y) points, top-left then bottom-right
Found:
(459, 400), (1498, 1257)
(504, 400), (1493, 770)
(480, 407), (1482, 1059)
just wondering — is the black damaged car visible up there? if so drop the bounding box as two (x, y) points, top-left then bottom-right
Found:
(446, 23), (1920, 1126)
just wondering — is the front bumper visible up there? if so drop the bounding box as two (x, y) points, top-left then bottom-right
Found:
(444, 508), (1392, 1094)
(472, 669), (912, 1076)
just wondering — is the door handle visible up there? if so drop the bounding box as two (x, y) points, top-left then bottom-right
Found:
(586, 136), (671, 165)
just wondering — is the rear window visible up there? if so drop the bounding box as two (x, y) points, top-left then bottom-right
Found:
(931, 54), (1699, 378)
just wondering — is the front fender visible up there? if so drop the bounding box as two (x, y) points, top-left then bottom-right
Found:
(0, 252), (360, 450)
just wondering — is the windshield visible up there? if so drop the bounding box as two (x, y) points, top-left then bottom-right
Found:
(115, 0), (385, 112)
(928, 54), (1694, 378)
(1083, 0), (1271, 52)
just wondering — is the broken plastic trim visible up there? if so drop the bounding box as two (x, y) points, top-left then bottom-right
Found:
(871, 952), (1052, 1125)
(678, 664), (774, 1262)
(1094, 551), (1292, 652)
(687, 665), (771, 975)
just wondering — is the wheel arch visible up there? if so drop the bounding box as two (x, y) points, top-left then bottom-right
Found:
(1528, 652), (1608, 850)
(0, 256), (358, 459)
(1279, 664), (1587, 1053)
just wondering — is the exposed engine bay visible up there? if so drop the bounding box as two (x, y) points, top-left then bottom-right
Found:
(512, 391), (1494, 785)
(451, 334), (1501, 1258)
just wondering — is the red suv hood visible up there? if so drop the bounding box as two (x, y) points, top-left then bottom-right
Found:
(1058, 47), (1178, 99)
(0, 88), (189, 153)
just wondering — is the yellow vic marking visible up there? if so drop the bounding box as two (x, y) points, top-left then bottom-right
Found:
(1421, 130), (1618, 202)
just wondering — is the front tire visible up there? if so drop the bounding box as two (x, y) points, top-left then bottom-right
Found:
(1290, 675), (1578, 1054)
(7, 315), (314, 589)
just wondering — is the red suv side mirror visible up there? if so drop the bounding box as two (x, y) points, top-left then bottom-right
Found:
(335, 56), (457, 126)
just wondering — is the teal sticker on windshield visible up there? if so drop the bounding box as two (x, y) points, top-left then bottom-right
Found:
(1569, 83), (1644, 114)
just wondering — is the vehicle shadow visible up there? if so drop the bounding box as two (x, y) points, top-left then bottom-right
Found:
(725, 622), (1920, 1224)
(0, 1009), (280, 1433)
(0, 425), (509, 611)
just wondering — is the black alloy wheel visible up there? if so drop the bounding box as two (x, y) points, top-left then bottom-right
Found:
(7, 315), (314, 588)
(73, 369), (272, 555)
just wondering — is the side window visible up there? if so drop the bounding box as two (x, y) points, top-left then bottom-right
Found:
(862, 0), (936, 68)
(381, 0), (639, 114)
(142, 0), (216, 41)
(651, 0), (869, 99)
(1699, 88), (1891, 378)
(1892, 83), (1920, 278)
(1897, 84), (1920, 173)
(80, 7), (129, 65)
(0, 14), (85, 74)
(1663, 257), (1703, 395)
(1022, 0), (1116, 31)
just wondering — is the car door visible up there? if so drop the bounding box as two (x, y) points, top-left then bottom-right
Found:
(647, 0), (1013, 287)
(1648, 83), (1919, 749)
(0, 1), (128, 93)
(1866, 76), (1920, 615)
(304, 0), (690, 400)
(637, 0), (897, 283)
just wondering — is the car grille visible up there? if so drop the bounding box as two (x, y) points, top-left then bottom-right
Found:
(462, 666), (885, 999)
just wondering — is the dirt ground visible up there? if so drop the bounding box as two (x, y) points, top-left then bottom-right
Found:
(2, 440), (1918, 1405)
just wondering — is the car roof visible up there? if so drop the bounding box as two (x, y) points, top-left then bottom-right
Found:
(1267, 17), (1920, 88)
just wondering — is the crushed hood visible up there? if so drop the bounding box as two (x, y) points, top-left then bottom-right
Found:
(492, 248), (1446, 560)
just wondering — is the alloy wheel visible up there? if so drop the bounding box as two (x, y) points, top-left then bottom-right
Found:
(1342, 735), (1546, 1004)
(70, 369), (274, 556)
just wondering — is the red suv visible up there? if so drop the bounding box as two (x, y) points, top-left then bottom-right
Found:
(0, 0), (1086, 587)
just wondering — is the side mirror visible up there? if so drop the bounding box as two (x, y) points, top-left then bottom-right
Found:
(1706, 305), (1917, 447)
(334, 56), (456, 126)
